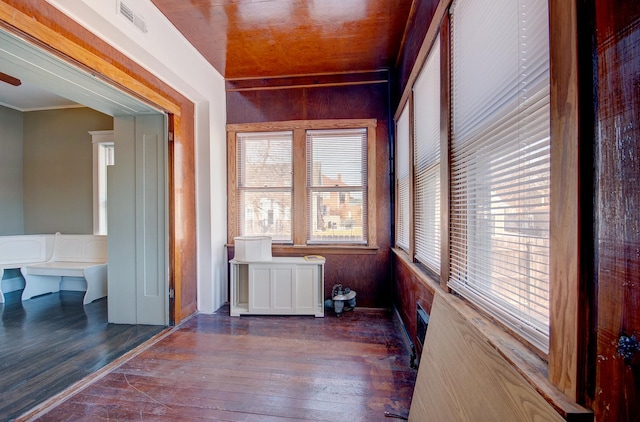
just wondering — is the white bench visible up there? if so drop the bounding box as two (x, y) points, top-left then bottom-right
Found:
(0, 235), (53, 303)
(20, 233), (108, 305)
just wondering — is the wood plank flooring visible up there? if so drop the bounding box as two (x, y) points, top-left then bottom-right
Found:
(0, 290), (165, 421)
(27, 305), (417, 421)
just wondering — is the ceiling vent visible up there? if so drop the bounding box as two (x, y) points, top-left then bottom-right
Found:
(117, 1), (148, 34)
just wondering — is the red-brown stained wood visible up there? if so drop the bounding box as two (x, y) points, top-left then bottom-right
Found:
(589, 1), (640, 420)
(392, 250), (437, 359)
(394, 0), (441, 100)
(152, 0), (413, 79)
(33, 306), (417, 421)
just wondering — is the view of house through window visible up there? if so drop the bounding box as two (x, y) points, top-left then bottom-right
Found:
(236, 131), (293, 242)
(307, 129), (367, 244)
(229, 120), (375, 247)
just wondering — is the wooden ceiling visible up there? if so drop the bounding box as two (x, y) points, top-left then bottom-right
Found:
(151, 0), (414, 80)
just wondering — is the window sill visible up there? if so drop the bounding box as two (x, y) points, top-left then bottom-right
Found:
(391, 247), (592, 420)
(227, 244), (380, 255)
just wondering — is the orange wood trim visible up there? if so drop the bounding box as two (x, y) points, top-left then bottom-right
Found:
(170, 110), (197, 323)
(292, 128), (307, 246)
(368, 123), (377, 248)
(168, 115), (176, 325)
(548, 0), (582, 399)
(227, 131), (238, 244)
(438, 13), (451, 291)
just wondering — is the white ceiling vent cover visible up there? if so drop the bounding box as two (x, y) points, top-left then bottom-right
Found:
(117, 1), (148, 33)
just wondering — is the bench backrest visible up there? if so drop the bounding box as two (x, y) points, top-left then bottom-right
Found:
(51, 234), (108, 263)
(0, 235), (52, 266)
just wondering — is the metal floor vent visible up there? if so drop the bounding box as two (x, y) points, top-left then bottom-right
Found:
(417, 303), (430, 348)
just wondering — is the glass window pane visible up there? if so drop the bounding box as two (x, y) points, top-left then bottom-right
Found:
(308, 189), (364, 243)
(238, 131), (292, 188)
(239, 191), (291, 242)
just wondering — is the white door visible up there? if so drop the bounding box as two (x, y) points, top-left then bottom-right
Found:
(135, 114), (168, 325)
(108, 114), (168, 325)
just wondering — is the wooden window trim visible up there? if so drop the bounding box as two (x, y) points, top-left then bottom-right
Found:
(227, 119), (377, 249)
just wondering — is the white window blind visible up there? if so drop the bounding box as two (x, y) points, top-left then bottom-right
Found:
(396, 103), (410, 251)
(449, 0), (551, 352)
(307, 129), (367, 244)
(413, 36), (441, 274)
(237, 131), (292, 242)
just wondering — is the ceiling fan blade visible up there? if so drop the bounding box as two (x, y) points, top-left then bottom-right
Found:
(0, 72), (21, 86)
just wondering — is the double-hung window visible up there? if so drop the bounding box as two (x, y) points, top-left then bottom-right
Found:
(228, 120), (376, 248)
(448, 0), (551, 352)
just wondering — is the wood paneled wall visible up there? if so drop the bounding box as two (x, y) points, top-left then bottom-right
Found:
(588, 1), (640, 419)
(392, 252), (436, 359)
(392, 0), (440, 105)
(226, 80), (392, 308)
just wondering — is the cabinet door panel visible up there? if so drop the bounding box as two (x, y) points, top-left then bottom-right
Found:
(273, 267), (294, 310)
(295, 266), (316, 312)
(250, 267), (271, 311)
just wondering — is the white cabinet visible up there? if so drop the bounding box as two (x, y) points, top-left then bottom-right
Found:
(230, 257), (325, 317)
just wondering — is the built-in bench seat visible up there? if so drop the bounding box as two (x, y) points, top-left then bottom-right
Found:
(20, 233), (108, 305)
(0, 233), (107, 305)
(0, 234), (53, 303)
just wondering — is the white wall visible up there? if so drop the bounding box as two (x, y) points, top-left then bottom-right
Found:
(45, 0), (227, 313)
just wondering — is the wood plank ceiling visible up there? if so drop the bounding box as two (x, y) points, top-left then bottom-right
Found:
(151, 0), (414, 80)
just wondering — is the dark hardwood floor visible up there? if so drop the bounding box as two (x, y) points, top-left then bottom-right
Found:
(26, 305), (417, 421)
(0, 290), (166, 421)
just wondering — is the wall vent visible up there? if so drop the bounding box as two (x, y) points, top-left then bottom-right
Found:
(417, 303), (430, 348)
(117, 1), (148, 33)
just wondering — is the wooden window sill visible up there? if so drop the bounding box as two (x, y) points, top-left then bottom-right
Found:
(391, 247), (592, 420)
(227, 244), (380, 255)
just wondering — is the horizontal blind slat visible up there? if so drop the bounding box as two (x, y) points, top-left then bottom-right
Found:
(449, 0), (550, 353)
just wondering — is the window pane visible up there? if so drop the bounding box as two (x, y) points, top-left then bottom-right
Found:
(449, 0), (550, 352)
(307, 129), (366, 188)
(239, 191), (291, 241)
(237, 131), (292, 188)
(98, 143), (114, 235)
(308, 189), (364, 243)
(396, 103), (410, 251)
(413, 35), (440, 273)
(237, 131), (292, 242)
(307, 128), (367, 244)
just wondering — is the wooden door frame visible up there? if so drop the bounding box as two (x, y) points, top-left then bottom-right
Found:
(0, 0), (198, 324)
